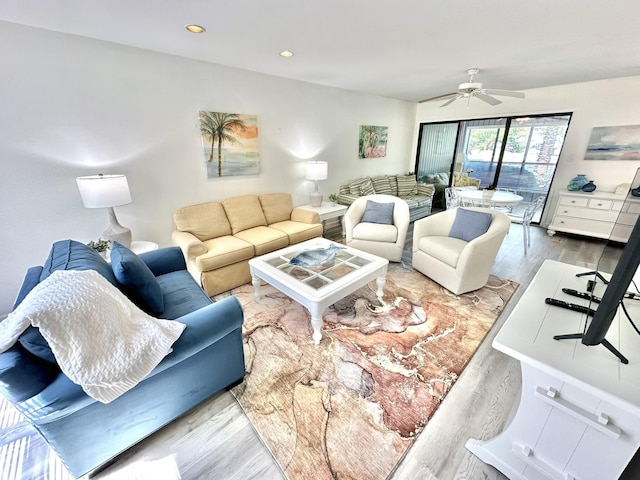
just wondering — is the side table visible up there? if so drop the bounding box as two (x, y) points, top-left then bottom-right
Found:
(129, 240), (159, 255)
(297, 202), (348, 239)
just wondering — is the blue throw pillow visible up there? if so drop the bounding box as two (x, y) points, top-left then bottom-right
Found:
(449, 208), (493, 242)
(111, 242), (165, 314)
(361, 200), (395, 225)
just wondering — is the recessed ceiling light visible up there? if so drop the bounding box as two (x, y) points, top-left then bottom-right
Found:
(279, 50), (294, 58)
(185, 24), (206, 34)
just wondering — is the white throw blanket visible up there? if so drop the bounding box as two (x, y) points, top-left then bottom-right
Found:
(0, 269), (185, 403)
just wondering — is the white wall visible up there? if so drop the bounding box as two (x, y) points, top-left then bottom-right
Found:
(415, 76), (640, 224)
(0, 21), (417, 314)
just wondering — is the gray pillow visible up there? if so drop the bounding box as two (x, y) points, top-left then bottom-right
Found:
(449, 208), (492, 242)
(361, 200), (395, 225)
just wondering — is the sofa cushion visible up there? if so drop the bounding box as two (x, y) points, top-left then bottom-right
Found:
(110, 242), (165, 315)
(223, 195), (268, 235)
(449, 208), (492, 242)
(19, 327), (56, 363)
(156, 270), (212, 320)
(386, 175), (399, 196)
(397, 174), (418, 196)
(41, 239), (118, 287)
(234, 226), (289, 255)
(353, 223), (398, 243)
(359, 177), (376, 196)
(259, 193), (293, 225)
(361, 200), (395, 225)
(371, 176), (392, 194)
(269, 221), (323, 244)
(417, 236), (467, 268)
(173, 201), (232, 241)
(197, 236), (255, 272)
(348, 177), (370, 195)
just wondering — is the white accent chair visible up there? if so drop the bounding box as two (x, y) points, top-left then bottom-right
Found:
(412, 207), (511, 294)
(345, 194), (410, 262)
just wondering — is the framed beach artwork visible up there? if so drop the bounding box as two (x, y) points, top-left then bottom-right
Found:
(584, 124), (640, 160)
(359, 125), (388, 159)
(199, 111), (260, 177)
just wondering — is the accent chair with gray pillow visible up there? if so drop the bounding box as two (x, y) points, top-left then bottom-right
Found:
(345, 194), (410, 262)
(411, 207), (510, 294)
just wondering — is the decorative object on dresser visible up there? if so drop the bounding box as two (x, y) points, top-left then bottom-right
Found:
(581, 179), (597, 192)
(567, 173), (589, 191)
(547, 190), (640, 242)
(76, 174), (133, 248)
(305, 160), (328, 207)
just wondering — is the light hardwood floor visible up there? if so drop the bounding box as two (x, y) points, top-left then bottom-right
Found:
(2, 220), (639, 479)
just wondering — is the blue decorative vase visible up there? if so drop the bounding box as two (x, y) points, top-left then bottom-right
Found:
(567, 174), (589, 191)
(581, 180), (597, 192)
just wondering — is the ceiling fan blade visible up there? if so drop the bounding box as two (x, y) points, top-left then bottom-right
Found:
(484, 89), (525, 99)
(418, 92), (458, 103)
(476, 93), (502, 106)
(439, 95), (462, 107)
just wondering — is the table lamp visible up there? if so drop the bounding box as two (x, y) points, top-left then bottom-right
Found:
(306, 160), (328, 207)
(76, 174), (133, 248)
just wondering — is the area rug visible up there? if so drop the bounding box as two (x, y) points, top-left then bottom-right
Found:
(226, 264), (518, 480)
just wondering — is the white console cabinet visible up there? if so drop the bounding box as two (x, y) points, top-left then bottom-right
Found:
(466, 260), (640, 480)
(547, 190), (639, 242)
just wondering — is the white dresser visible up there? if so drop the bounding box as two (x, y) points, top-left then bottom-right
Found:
(547, 190), (640, 242)
(466, 260), (640, 480)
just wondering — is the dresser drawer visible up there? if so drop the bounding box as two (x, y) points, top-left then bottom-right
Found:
(588, 198), (613, 210)
(552, 216), (614, 237)
(559, 196), (588, 207)
(555, 205), (620, 222)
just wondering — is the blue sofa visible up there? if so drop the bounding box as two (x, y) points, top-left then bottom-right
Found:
(0, 239), (245, 478)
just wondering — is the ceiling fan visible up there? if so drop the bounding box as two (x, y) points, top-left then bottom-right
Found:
(419, 68), (525, 107)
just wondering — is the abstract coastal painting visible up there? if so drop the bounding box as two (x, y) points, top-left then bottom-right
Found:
(584, 124), (640, 161)
(359, 125), (388, 159)
(199, 111), (260, 177)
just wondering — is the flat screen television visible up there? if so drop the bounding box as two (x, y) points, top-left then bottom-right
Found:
(554, 168), (640, 364)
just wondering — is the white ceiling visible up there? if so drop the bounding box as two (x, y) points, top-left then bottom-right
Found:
(1, 0), (639, 103)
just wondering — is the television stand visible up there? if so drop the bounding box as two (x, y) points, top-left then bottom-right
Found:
(466, 260), (640, 480)
(553, 332), (629, 364)
(576, 269), (610, 284)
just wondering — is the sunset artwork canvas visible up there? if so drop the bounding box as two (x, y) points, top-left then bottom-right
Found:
(199, 111), (260, 177)
(584, 124), (640, 161)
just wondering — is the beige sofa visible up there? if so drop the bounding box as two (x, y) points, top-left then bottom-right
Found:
(172, 193), (323, 296)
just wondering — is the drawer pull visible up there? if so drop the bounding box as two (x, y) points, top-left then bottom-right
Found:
(535, 386), (621, 438)
(570, 200), (576, 203)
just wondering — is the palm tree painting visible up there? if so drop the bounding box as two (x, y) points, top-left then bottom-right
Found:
(359, 125), (388, 159)
(199, 111), (260, 177)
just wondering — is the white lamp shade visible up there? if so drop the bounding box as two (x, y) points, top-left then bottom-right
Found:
(305, 161), (328, 181)
(76, 174), (132, 208)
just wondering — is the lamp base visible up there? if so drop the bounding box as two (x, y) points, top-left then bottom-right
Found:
(310, 191), (323, 207)
(103, 207), (132, 248)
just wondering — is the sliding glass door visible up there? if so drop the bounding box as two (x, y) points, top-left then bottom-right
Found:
(415, 113), (572, 220)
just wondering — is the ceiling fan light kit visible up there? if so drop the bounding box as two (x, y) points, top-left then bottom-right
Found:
(419, 68), (525, 107)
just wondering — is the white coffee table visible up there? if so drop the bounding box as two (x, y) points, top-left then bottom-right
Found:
(249, 238), (388, 344)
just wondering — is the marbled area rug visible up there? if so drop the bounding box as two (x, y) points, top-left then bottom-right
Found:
(227, 264), (518, 480)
